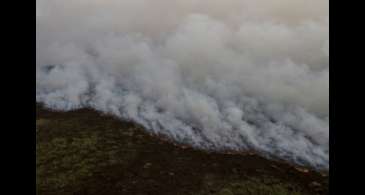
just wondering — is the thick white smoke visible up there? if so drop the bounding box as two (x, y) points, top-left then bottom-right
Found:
(36, 0), (329, 169)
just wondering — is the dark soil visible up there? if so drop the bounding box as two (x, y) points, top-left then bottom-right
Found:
(36, 104), (328, 195)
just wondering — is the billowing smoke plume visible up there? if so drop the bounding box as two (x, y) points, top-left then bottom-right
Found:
(36, 0), (329, 169)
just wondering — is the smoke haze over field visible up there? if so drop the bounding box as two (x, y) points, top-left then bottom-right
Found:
(36, 0), (329, 169)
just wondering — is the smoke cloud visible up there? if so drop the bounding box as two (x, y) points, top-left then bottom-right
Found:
(36, 0), (329, 169)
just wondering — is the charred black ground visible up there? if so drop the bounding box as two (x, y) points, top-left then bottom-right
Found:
(36, 104), (328, 195)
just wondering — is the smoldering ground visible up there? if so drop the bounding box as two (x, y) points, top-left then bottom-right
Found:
(36, 0), (329, 169)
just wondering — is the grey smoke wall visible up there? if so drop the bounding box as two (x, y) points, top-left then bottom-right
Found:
(36, 0), (329, 169)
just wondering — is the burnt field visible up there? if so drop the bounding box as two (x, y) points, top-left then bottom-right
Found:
(36, 104), (328, 195)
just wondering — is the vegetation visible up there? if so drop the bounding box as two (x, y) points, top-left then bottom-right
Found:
(36, 104), (328, 195)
